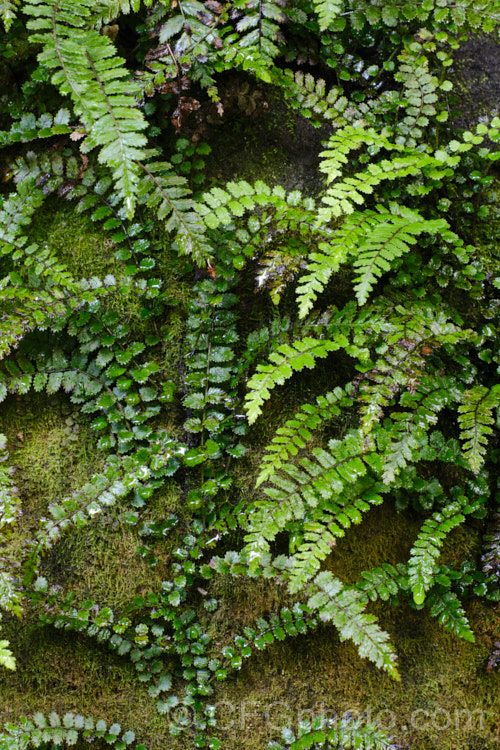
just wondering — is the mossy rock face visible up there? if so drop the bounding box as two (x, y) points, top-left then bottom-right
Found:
(2, 48), (500, 750)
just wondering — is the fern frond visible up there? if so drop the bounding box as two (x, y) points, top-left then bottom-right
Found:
(0, 434), (20, 536)
(23, 459), (139, 583)
(25, 0), (148, 217)
(245, 335), (348, 424)
(426, 588), (475, 642)
(312, 0), (344, 30)
(353, 204), (447, 305)
(0, 0), (19, 31)
(307, 571), (400, 679)
(395, 51), (439, 147)
(408, 499), (469, 604)
(382, 376), (462, 483)
(97, 0), (153, 23)
(272, 716), (393, 750)
(354, 563), (410, 604)
(356, 308), (468, 436)
(137, 160), (212, 264)
(288, 477), (387, 592)
(457, 384), (500, 473)
(296, 211), (377, 318)
(256, 386), (353, 487)
(243, 430), (376, 562)
(319, 152), (445, 223)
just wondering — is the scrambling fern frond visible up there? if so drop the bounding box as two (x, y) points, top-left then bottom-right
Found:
(25, 0), (148, 217)
(457, 384), (500, 473)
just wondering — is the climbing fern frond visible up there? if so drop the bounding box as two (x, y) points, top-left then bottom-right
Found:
(25, 0), (148, 217)
(457, 384), (500, 473)
(245, 335), (348, 424)
(307, 571), (400, 679)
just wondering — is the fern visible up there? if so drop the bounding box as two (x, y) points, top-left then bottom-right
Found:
(426, 588), (475, 642)
(0, 713), (144, 750)
(271, 715), (393, 750)
(287, 476), (387, 593)
(352, 204), (447, 305)
(354, 563), (410, 604)
(307, 571), (400, 679)
(0, 0), (19, 31)
(312, 0), (344, 31)
(457, 384), (500, 473)
(482, 511), (500, 579)
(25, 0), (148, 217)
(137, 159), (212, 264)
(382, 376), (462, 484)
(0, 109), (72, 146)
(245, 335), (348, 424)
(256, 386), (353, 487)
(242, 430), (377, 563)
(408, 498), (470, 604)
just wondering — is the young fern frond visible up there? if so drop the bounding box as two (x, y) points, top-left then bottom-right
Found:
(307, 571), (400, 680)
(352, 204), (448, 305)
(426, 588), (475, 642)
(408, 498), (470, 605)
(0, 0), (19, 31)
(457, 384), (500, 473)
(311, 0), (344, 31)
(256, 386), (353, 487)
(245, 335), (348, 424)
(25, 0), (148, 217)
(271, 716), (393, 750)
